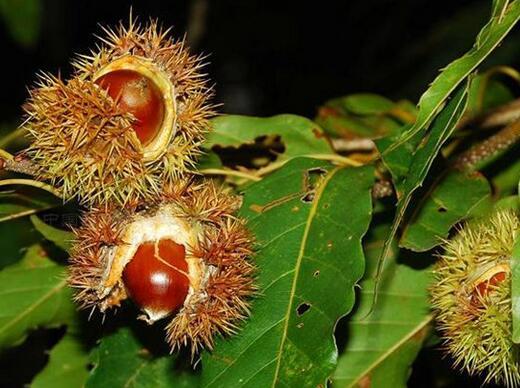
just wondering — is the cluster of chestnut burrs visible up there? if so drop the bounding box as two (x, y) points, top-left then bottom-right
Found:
(14, 17), (255, 355)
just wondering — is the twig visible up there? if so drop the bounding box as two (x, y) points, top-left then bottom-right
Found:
(463, 97), (520, 129)
(1, 156), (38, 176)
(372, 180), (394, 199)
(0, 149), (13, 161)
(199, 168), (261, 181)
(306, 153), (364, 166)
(454, 119), (520, 171)
(331, 138), (377, 152)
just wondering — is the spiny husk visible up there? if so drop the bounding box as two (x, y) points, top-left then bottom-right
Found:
(68, 178), (255, 355)
(24, 17), (214, 205)
(24, 75), (153, 205)
(167, 215), (255, 356)
(431, 209), (520, 387)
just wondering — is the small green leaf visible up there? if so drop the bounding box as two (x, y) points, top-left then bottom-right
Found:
(30, 215), (74, 253)
(87, 327), (198, 388)
(31, 331), (89, 388)
(0, 245), (75, 348)
(332, 223), (432, 387)
(202, 158), (374, 387)
(512, 233), (520, 343)
(400, 171), (491, 251)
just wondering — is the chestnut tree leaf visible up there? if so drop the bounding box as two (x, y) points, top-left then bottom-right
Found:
(315, 95), (414, 139)
(0, 192), (57, 223)
(332, 223), (432, 388)
(30, 214), (74, 253)
(375, 82), (467, 204)
(202, 115), (332, 168)
(333, 94), (395, 116)
(374, 85), (468, 297)
(87, 327), (199, 388)
(400, 170), (491, 252)
(0, 245), (75, 348)
(201, 157), (374, 387)
(31, 330), (89, 388)
(0, 218), (41, 269)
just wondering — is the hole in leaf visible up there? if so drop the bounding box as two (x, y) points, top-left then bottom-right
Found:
(296, 302), (311, 316)
(306, 168), (327, 187)
(300, 167), (327, 203)
(211, 135), (285, 169)
(438, 206), (447, 213)
(301, 192), (315, 203)
(313, 270), (320, 278)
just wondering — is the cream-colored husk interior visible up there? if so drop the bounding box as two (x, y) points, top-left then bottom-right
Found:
(466, 261), (509, 291)
(93, 55), (176, 161)
(98, 204), (204, 322)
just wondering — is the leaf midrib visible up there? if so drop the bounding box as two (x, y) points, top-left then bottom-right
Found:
(271, 167), (340, 387)
(123, 360), (147, 388)
(343, 315), (432, 388)
(0, 277), (67, 336)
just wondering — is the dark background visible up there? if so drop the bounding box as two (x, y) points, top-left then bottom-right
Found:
(2, 0), (519, 125)
(0, 1), (518, 387)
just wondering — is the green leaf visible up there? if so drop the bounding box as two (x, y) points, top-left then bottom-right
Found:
(0, 217), (41, 269)
(376, 85), (468, 285)
(394, 0), (520, 147)
(374, 124), (419, 183)
(315, 96), (415, 139)
(0, 245), (75, 348)
(0, 192), (57, 223)
(30, 215), (74, 253)
(201, 158), (374, 387)
(205, 115), (331, 163)
(495, 195), (520, 211)
(400, 171), (491, 251)
(512, 233), (520, 343)
(492, 0), (510, 19)
(402, 86), (468, 197)
(332, 224), (432, 388)
(31, 331), (89, 388)
(492, 151), (520, 195)
(333, 94), (395, 116)
(377, 84), (468, 190)
(0, 0), (42, 47)
(465, 69), (515, 117)
(87, 327), (198, 388)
